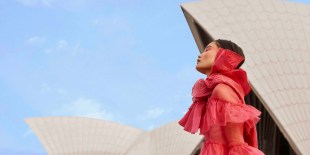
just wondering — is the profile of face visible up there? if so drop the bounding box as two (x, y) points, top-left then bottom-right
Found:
(196, 41), (219, 75)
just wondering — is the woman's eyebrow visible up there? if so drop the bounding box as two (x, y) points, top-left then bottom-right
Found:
(205, 45), (212, 49)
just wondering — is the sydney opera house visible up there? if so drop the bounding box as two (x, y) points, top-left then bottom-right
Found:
(26, 0), (310, 154)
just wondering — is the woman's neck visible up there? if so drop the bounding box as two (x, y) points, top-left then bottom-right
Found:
(205, 70), (211, 77)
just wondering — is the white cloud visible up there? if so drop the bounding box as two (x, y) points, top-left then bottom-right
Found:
(57, 88), (68, 96)
(55, 98), (116, 121)
(140, 107), (167, 120)
(39, 83), (68, 96)
(43, 39), (82, 55)
(27, 36), (46, 45)
(141, 107), (172, 130)
(23, 128), (33, 137)
(57, 40), (68, 49)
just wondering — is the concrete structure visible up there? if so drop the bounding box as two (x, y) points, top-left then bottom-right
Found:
(180, 0), (310, 154)
(25, 117), (202, 155)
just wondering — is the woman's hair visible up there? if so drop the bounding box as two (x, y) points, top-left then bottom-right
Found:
(214, 39), (245, 68)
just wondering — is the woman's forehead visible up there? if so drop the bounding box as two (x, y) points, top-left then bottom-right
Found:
(206, 42), (217, 48)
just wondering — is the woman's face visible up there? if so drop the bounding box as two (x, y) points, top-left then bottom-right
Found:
(196, 42), (219, 75)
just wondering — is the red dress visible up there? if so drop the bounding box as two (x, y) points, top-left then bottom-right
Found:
(179, 48), (264, 155)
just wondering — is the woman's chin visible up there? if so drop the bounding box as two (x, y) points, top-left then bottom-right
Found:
(195, 66), (209, 75)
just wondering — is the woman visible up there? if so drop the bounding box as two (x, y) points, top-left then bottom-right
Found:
(179, 39), (264, 155)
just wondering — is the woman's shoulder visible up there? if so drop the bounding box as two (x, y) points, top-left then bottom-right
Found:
(211, 83), (241, 104)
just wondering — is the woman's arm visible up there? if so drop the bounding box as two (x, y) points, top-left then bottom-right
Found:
(211, 84), (264, 154)
(212, 84), (245, 144)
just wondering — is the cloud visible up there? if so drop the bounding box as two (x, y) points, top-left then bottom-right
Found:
(57, 40), (68, 49)
(54, 98), (117, 121)
(40, 83), (67, 96)
(27, 36), (46, 45)
(140, 107), (168, 120)
(23, 128), (33, 137)
(56, 88), (68, 96)
(139, 107), (173, 130)
(26, 37), (82, 55)
(43, 39), (82, 55)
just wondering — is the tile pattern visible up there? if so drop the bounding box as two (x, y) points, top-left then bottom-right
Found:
(26, 117), (202, 155)
(149, 121), (202, 155)
(26, 117), (143, 155)
(181, 0), (310, 154)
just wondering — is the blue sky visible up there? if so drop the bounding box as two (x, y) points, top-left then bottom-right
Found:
(0, 0), (309, 154)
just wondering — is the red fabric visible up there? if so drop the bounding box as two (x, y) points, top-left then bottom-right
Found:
(178, 48), (264, 154)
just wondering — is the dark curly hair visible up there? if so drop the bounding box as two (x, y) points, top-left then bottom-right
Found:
(214, 39), (245, 69)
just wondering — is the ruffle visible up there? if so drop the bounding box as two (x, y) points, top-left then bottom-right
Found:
(179, 100), (205, 134)
(228, 143), (264, 155)
(200, 142), (264, 155)
(200, 141), (228, 155)
(178, 96), (261, 135)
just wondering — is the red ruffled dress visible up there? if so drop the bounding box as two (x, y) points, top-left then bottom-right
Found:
(179, 48), (264, 155)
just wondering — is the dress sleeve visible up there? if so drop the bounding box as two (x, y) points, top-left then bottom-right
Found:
(200, 83), (261, 135)
(206, 84), (265, 155)
(211, 83), (241, 102)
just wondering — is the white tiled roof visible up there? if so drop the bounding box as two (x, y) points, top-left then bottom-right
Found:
(149, 121), (202, 155)
(26, 117), (143, 155)
(181, 0), (310, 154)
(26, 117), (202, 155)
